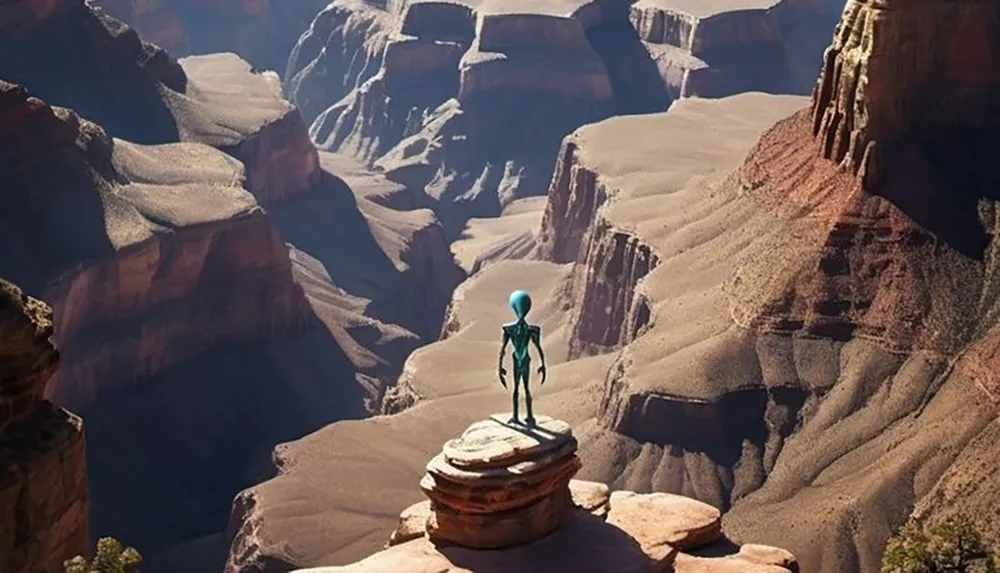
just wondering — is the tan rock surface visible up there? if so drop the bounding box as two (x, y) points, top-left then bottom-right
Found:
(443, 415), (574, 469)
(387, 500), (431, 547)
(0, 280), (89, 573)
(569, 479), (611, 517)
(296, 485), (803, 573)
(607, 491), (723, 553)
(421, 415), (581, 548)
(673, 552), (791, 573)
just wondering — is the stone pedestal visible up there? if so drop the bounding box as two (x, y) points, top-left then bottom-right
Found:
(419, 414), (581, 549)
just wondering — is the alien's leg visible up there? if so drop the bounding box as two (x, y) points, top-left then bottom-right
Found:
(508, 359), (521, 424)
(522, 359), (535, 427)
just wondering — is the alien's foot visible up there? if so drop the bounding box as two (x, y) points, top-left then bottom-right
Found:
(507, 416), (521, 425)
(525, 416), (536, 427)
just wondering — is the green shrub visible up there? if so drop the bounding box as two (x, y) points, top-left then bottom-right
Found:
(63, 537), (142, 573)
(882, 515), (998, 573)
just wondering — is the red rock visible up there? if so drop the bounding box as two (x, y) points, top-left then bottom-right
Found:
(0, 280), (89, 573)
(420, 415), (582, 549)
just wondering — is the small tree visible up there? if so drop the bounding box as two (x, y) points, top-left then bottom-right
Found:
(63, 537), (142, 573)
(882, 515), (998, 573)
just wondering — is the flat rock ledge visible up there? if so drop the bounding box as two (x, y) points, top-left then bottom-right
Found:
(294, 416), (799, 572)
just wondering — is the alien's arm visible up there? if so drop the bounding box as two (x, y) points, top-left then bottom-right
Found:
(530, 326), (546, 367)
(499, 327), (511, 368)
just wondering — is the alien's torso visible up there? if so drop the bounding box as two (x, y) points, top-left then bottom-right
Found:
(503, 320), (538, 365)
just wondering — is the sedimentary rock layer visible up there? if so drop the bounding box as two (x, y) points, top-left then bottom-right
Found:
(0, 280), (89, 573)
(0, 2), (322, 207)
(420, 415), (581, 548)
(298, 0), (671, 235)
(811, 0), (1000, 183)
(0, 81), (311, 410)
(630, 0), (842, 98)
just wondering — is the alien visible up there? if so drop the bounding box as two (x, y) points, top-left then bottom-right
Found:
(498, 289), (547, 426)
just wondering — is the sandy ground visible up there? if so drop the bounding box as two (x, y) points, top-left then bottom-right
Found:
(451, 197), (545, 274)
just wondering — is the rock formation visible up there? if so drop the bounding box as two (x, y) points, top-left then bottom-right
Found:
(292, 0), (672, 236)
(282, 417), (798, 573)
(419, 415), (581, 549)
(631, 0), (843, 99)
(0, 279), (89, 573)
(88, 0), (326, 73)
(811, 0), (1000, 185)
(0, 44), (460, 569)
(219, 1), (1000, 572)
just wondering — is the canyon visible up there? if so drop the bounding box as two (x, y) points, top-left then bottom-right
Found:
(225, 1), (1000, 573)
(4, 0), (998, 571)
(283, 0), (842, 237)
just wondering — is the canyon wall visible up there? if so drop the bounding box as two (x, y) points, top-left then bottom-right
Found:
(631, 0), (842, 98)
(296, 0), (671, 237)
(91, 0), (326, 72)
(0, 280), (89, 573)
(812, 0), (1000, 184)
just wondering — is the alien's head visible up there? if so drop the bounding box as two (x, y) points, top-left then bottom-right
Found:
(509, 290), (532, 320)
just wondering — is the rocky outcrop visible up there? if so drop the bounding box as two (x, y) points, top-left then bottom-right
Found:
(286, 415), (798, 573)
(91, 0), (326, 73)
(420, 415), (581, 548)
(286, 0), (393, 126)
(297, 0), (671, 236)
(0, 81), (312, 410)
(811, 0), (1000, 186)
(631, 0), (842, 99)
(177, 53), (322, 206)
(0, 280), (89, 573)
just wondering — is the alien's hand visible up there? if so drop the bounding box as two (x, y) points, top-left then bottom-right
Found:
(498, 367), (508, 388)
(538, 365), (546, 385)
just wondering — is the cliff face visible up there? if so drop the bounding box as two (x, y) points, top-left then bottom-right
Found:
(297, 0), (671, 236)
(0, 2), (321, 207)
(1, 3), (462, 567)
(631, 0), (842, 99)
(0, 80), (312, 411)
(286, 0), (392, 125)
(529, 1), (1000, 570)
(0, 279), (89, 573)
(811, 0), (1000, 184)
(91, 0), (326, 73)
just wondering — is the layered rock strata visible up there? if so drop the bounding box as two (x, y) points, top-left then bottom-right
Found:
(631, 0), (842, 99)
(0, 280), (89, 573)
(811, 0), (1000, 185)
(0, 2), (321, 207)
(295, 476), (799, 572)
(298, 0), (672, 236)
(419, 415), (581, 549)
(0, 80), (312, 412)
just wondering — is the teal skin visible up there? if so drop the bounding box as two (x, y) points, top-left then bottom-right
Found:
(498, 290), (547, 427)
